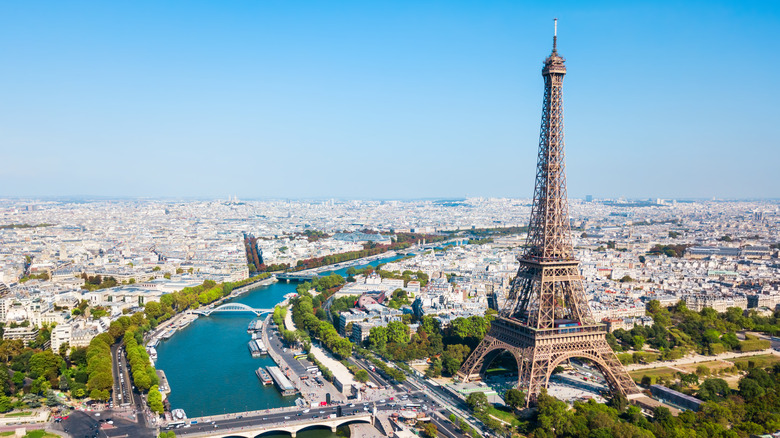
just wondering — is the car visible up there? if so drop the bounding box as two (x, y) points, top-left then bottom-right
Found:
(284, 416), (290, 420)
(348, 403), (355, 407)
(319, 411), (325, 414)
(303, 409), (310, 413)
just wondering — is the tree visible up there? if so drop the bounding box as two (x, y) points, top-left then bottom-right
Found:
(536, 388), (571, 432)
(148, 385), (164, 414)
(607, 392), (628, 412)
(354, 369), (369, 383)
(441, 344), (470, 376)
(29, 350), (63, 381)
(738, 377), (765, 399)
(679, 372), (699, 387)
(386, 321), (410, 344)
(420, 421), (437, 438)
(0, 396), (12, 413)
(466, 391), (489, 414)
(45, 390), (60, 407)
(504, 388), (525, 409)
(698, 378), (730, 401)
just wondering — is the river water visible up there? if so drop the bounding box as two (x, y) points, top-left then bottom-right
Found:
(154, 254), (405, 437)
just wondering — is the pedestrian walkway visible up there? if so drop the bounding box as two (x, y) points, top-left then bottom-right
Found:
(625, 348), (779, 371)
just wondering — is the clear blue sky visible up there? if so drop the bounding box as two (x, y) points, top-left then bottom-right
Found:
(1, 1), (778, 200)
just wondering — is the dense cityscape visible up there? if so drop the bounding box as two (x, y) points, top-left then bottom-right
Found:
(0, 196), (779, 437)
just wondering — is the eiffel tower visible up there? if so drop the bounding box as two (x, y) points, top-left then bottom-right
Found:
(457, 20), (640, 406)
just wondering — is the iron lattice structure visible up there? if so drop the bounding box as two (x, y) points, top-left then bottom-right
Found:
(457, 22), (640, 406)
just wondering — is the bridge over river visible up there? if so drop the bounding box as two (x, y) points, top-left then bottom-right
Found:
(275, 272), (319, 282)
(170, 411), (373, 438)
(193, 302), (273, 317)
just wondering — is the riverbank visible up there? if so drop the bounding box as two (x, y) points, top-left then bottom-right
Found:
(145, 276), (277, 348)
(299, 250), (400, 275)
(154, 253), (403, 420)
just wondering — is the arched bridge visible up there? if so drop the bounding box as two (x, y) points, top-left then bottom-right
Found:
(194, 303), (273, 317)
(174, 413), (373, 437)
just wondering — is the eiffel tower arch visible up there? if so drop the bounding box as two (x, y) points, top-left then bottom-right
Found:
(457, 20), (640, 406)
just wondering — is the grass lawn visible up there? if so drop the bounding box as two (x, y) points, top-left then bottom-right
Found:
(4, 411), (33, 417)
(3, 431), (60, 438)
(677, 360), (732, 374)
(487, 406), (521, 427)
(728, 354), (780, 368)
(629, 367), (677, 382)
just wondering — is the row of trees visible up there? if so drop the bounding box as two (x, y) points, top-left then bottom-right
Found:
(291, 292), (352, 358)
(150, 275), (273, 326)
(292, 232), (446, 272)
(124, 328), (158, 393)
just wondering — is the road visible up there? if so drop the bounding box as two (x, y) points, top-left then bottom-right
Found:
(173, 404), (368, 436)
(350, 353), (479, 437)
(110, 343), (133, 408)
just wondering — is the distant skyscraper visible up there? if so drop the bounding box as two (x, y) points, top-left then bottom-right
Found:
(585, 195), (593, 202)
(457, 20), (639, 406)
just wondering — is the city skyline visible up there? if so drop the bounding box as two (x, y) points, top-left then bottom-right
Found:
(2, 1), (778, 200)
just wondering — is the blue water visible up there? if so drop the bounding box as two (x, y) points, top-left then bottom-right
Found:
(154, 255), (403, 436)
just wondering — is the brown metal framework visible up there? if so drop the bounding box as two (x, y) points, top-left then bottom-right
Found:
(457, 21), (640, 405)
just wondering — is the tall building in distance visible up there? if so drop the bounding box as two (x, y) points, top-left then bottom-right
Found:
(457, 20), (640, 405)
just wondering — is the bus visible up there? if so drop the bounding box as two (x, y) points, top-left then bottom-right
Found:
(306, 366), (319, 374)
(294, 354), (307, 360)
(166, 421), (186, 429)
(405, 403), (421, 409)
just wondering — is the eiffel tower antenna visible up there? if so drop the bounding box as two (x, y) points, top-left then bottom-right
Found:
(457, 20), (640, 406)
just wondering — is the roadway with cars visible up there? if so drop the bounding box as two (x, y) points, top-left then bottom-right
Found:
(172, 404), (372, 435)
(110, 343), (133, 408)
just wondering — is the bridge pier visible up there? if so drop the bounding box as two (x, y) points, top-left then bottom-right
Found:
(331, 425), (337, 432)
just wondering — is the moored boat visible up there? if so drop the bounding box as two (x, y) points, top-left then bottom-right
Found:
(256, 367), (272, 385)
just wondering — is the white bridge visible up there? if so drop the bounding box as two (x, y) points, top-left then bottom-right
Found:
(176, 413), (373, 438)
(193, 303), (273, 317)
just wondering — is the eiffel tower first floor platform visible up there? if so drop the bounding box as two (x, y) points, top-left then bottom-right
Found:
(456, 316), (641, 406)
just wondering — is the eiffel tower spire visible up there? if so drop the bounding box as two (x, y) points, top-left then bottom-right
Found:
(457, 20), (640, 406)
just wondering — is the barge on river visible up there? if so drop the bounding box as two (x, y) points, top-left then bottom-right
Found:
(255, 367), (273, 385)
(248, 339), (268, 358)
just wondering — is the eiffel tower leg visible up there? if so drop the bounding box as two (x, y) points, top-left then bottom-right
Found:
(456, 334), (497, 382)
(591, 339), (641, 396)
(525, 344), (553, 406)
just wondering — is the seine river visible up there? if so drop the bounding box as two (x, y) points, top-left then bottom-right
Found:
(155, 254), (405, 438)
